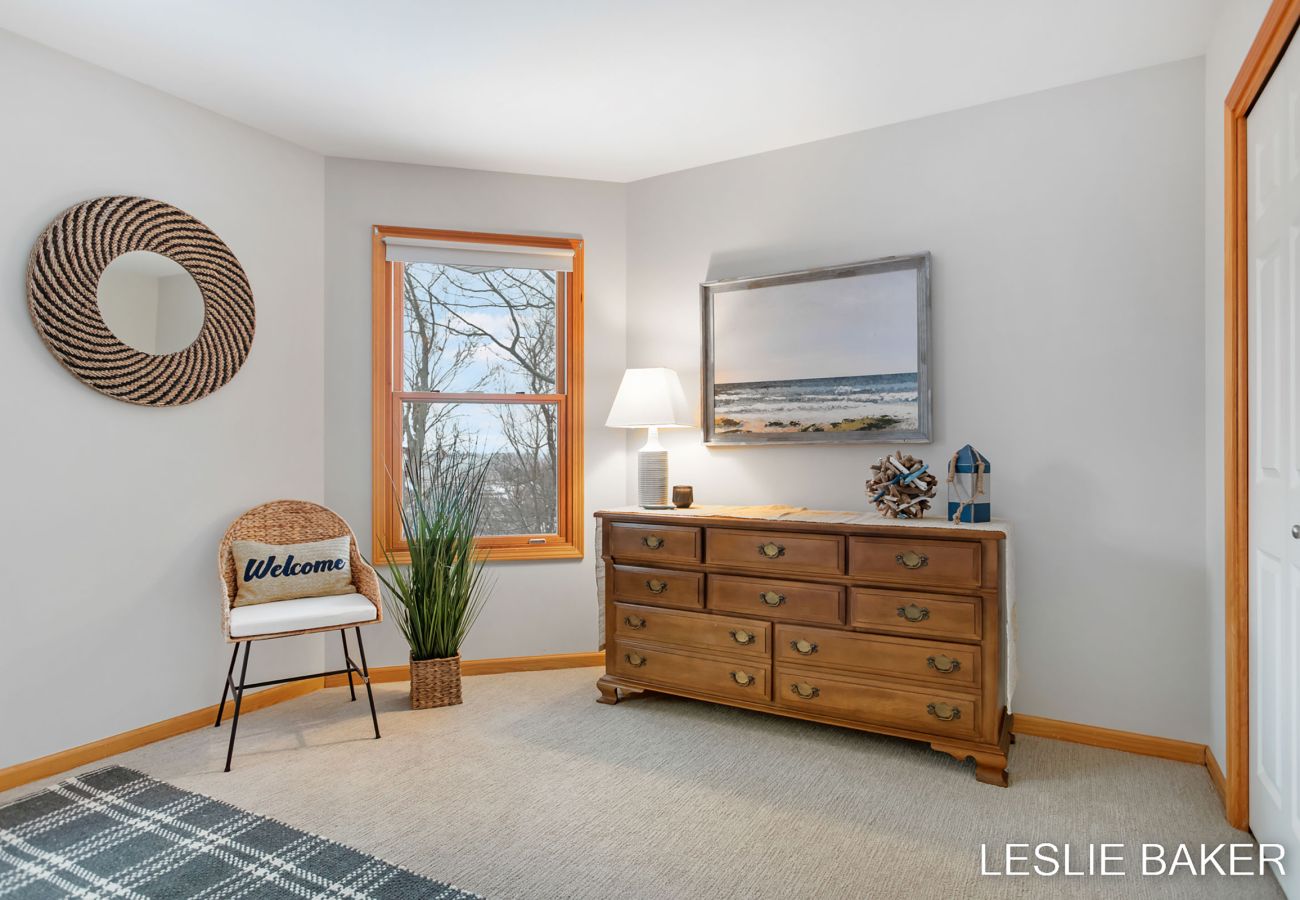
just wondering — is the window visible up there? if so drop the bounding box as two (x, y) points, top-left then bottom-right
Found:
(372, 226), (584, 562)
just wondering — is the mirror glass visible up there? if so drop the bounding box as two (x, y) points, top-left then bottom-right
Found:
(97, 251), (204, 354)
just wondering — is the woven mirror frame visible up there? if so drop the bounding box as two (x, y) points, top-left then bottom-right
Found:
(27, 196), (255, 406)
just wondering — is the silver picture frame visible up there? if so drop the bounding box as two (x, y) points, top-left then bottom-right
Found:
(701, 253), (932, 445)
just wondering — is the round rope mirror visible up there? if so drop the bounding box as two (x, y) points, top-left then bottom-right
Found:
(27, 196), (255, 406)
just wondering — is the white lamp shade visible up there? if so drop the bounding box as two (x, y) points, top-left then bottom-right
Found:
(606, 367), (691, 428)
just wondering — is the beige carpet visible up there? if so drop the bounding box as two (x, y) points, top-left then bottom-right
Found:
(2, 668), (1280, 899)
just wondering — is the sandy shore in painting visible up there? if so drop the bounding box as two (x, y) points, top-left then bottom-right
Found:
(713, 372), (919, 436)
(714, 414), (908, 434)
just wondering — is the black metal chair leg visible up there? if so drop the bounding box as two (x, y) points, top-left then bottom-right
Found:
(224, 642), (251, 772)
(215, 644), (239, 727)
(340, 631), (357, 701)
(354, 627), (380, 739)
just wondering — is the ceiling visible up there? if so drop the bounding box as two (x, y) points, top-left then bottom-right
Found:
(0, 0), (1223, 183)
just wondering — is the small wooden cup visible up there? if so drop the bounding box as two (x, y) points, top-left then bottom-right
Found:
(672, 485), (694, 509)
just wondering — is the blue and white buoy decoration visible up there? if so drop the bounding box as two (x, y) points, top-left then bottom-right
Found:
(946, 444), (991, 523)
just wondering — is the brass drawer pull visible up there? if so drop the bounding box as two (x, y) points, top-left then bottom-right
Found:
(759, 591), (786, 607)
(926, 702), (960, 721)
(897, 603), (930, 622)
(624, 615), (646, 630)
(790, 639), (818, 656)
(625, 652), (647, 668)
(790, 682), (820, 700)
(927, 654), (960, 674)
(644, 578), (669, 594)
(895, 550), (929, 569)
(730, 670), (756, 687)
(899, 548), (930, 569)
(641, 535), (664, 550)
(730, 629), (755, 645)
(758, 542), (786, 559)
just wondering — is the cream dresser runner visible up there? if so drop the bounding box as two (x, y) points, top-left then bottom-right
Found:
(593, 504), (1015, 785)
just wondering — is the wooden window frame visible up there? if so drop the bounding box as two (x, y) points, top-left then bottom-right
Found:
(371, 225), (584, 563)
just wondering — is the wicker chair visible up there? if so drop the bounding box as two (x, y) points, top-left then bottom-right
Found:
(216, 499), (382, 771)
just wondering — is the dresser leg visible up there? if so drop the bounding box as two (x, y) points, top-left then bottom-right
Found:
(975, 758), (1010, 787)
(932, 742), (1010, 787)
(597, 676), (621, 705)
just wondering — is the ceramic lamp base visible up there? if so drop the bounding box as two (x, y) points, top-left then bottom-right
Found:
(637, 448), (670, 508)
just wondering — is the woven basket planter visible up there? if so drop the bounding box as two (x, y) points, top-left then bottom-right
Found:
(409, 655), (463, 709)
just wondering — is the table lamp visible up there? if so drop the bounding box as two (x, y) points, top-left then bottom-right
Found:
(606, 367), (691, 508)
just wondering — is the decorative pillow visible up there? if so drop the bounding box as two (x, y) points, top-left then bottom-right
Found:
(231, 536), (353, 607)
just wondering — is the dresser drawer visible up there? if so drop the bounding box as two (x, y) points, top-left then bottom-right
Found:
(611, 565), (703, 610)
(708, 574), (844, 625)
(851, 589), (982, 641)
(613, 640), (771, 702)
(609, 522), (701, 564)
(775, 665), (978, 738)
(775, 624), (980, 689)
(848, 536), (981, 590)
(707, 528), (843, 576)
(614, 603), (769, 657)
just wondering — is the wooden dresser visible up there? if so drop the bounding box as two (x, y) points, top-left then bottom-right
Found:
(595, 507), (1011, 785)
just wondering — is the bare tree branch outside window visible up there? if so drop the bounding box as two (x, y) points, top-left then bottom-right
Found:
(400, 263), (559, 536)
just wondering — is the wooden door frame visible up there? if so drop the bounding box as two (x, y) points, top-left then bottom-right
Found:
(1225, 0), (1300, 831)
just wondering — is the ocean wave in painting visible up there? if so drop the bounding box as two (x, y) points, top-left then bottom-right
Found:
(713, 373), (918, 434)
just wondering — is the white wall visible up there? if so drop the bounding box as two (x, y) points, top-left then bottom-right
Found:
(1203, 0), (1272, 769)
(627, 60), (1210, 742)
(0, 26), (1220, 766)
(0, 30), (327, 767)
(322, 157), (627, 668)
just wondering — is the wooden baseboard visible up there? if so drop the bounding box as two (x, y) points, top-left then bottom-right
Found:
(1013, 714), (1207, 765)
(0, 651), (606, 794)
(465, 651), (605, 675)
(1012, 716), (1233, 822)
(0, 678), (322, 794)
(322, 664), (408, 687)
(320, 651), (605, 688)
(1206, 746), (1228, 803)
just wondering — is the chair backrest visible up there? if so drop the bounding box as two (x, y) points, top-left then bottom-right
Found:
(218, 499), (381, 635)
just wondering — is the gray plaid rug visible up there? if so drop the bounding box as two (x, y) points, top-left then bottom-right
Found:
(0, 766), (481, 898)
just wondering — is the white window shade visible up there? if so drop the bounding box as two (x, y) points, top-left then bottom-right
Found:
(383, 236), (574, 272)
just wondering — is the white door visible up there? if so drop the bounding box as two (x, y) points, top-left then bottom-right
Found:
(1249, 33), (1300, 899)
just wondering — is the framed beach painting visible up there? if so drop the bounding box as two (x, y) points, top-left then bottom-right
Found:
(701, 253), (931, 445)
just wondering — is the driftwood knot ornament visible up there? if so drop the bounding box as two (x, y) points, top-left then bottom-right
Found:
(866, 453), (938, 518)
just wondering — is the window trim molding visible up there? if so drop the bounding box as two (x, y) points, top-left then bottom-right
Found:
(371, 224), (584, 564)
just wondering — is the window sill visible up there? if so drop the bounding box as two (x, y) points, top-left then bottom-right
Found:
(372, 542), (583, 565)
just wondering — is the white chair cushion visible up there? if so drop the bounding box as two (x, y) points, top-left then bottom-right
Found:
(229, 592), (377, 638)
